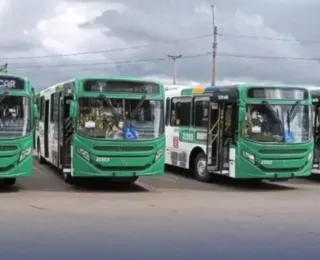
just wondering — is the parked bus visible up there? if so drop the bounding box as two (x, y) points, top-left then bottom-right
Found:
(0, 73), (38, 186)
(36, 77), (165, 184)
(165, 84), (313, 182)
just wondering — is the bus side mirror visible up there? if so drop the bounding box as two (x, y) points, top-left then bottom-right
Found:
(69, 101), (76, 117)
(33, 104), (39, 119)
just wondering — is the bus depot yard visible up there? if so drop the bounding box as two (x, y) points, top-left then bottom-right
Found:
(2, 75), (320, 258)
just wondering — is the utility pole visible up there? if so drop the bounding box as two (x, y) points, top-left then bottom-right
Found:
(167, 54), (182, 85)
(210, 4), (217, 86)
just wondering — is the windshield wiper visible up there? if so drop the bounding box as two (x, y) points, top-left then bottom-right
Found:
(261, 100), (282, 123)
(288, 100), (300, 121)
(0, 91), (8, 103)
(131, 95), (146, 118)
(98, 94), (121, 118)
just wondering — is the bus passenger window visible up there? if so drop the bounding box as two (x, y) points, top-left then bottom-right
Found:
(171, 97), (191, 126)
(194, 100), (209, 127)
(170, 99), (176, 125)
(165, 97), (170, 126)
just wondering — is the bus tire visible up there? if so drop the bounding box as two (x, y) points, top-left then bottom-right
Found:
(4, 178), (16, 186)
(37, 142), (45, 164)
(193, 152), (212, 182)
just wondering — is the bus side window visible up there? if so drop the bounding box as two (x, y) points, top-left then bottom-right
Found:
(171, 97), (191, 126)
(194, 99), (209, 128)
(165, 97), (170, 126)
(50, 94), (54, 123)
(170, 98), (176, 125)
(53, 93), (58, 123)
(40, 96), (45, 121)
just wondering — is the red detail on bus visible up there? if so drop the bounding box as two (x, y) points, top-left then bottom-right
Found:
(173, 136), (179, 148)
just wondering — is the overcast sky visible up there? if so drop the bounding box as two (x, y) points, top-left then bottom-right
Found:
(2, 0), (320, 90)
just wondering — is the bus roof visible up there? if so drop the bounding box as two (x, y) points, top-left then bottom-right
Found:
(38, 76), (163, 95)
(203, 83), (315, 93)
(165, 84), (207, 97)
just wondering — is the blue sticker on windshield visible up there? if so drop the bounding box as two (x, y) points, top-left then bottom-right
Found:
(285, 131), (294, 143)
(123, 125), (138, 140)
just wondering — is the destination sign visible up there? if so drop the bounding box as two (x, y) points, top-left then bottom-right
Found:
(0, 76), (24, 90)
(83, 80), (159, 94)
(248, 88), (308, 100)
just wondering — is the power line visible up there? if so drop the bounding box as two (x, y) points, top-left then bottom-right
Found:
(218, 32), (320, 44)
(218, 52), (320, 61)
(0, 34), (212, 61)
(6, 50), (320, 73)
(10, 52), (211, 70)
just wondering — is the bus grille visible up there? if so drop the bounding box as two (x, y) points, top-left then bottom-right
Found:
(259, 149), (307, 154)
(93, 146), (153, 152)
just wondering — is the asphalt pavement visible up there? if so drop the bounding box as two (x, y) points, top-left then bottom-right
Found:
(0, 160), (320, 259)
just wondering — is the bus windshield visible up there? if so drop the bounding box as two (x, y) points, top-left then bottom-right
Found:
(0, 96), (31, 138)
(243, 103), (312, 143)
(77, 97), (164, 140)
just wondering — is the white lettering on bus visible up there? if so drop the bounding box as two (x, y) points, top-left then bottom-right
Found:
(0, 80), (16, 88)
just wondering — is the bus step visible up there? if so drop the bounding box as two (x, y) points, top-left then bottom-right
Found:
(63, 168), (71, 173)
(207, 165), (218, 172)
(212, 170), (229, 175)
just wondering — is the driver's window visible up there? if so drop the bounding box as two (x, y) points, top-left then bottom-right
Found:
(242, 105), (254, 137)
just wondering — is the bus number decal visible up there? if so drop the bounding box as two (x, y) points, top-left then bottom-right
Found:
(261, 160), (272, 165)
(181, 132), (194, 141)
(96, 157), (110, 163)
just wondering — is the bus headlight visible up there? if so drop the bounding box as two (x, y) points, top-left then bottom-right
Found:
(19, 147), (32, 162)
(78, 148), (90, 161)
(155, 149), (164, 161)
(243, 151), (255, 163)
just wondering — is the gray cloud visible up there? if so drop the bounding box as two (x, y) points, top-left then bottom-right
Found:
(2, 0), (320, 88)
(79, 0), (320, 85)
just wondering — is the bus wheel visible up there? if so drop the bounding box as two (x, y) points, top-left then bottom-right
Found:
(3, 178), (16, 187)
(193, 153), (212, 182)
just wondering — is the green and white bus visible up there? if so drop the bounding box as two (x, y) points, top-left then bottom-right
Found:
(0, 73), (38, 186)
(165, 84), (313, 182)
(36, 77), (165, 184)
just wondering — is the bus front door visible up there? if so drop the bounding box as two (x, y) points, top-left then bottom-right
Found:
(58, 95), (73, 170)
(206, 101), (235, 175)
(206, 100), (219, 172)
